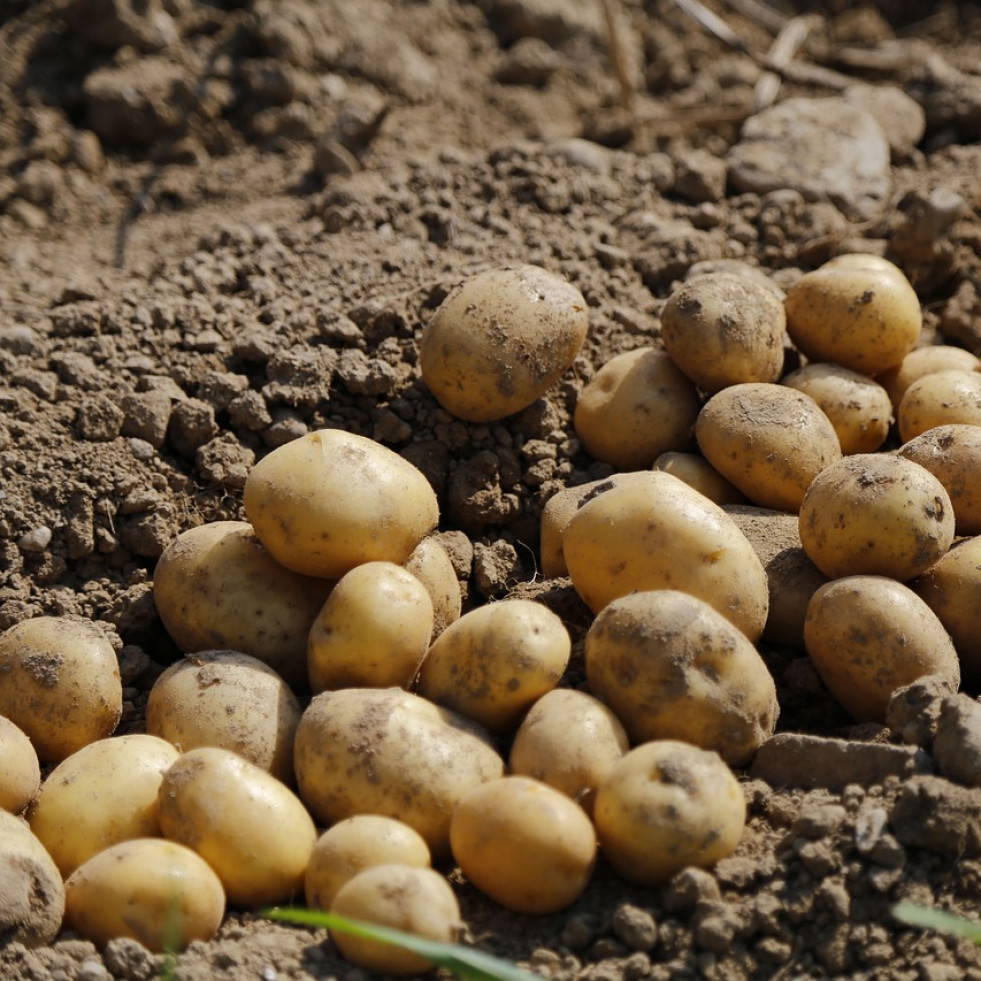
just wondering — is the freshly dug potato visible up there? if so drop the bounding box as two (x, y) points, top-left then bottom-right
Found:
(0, 716), (40, 814)
(573, 347), (701, 469)
(294, 688), (505, 858)
(64, 838), (224, 952)
(823, 252), (910, 280)
(804, 575), (960, 722)
(419, 265), (588, 422)
(29, 734), (179, 878)
(563, 470), (769, 641)
(695, 383), (841, 512)
(308, 562), (433, 693)
(244, 429), (440, 580)
(652, 451), (747, 506)
(876, 344), (981, 411)
(799, 453), (954, 580)
(585, 591), (778, 765)
(158, 747), (317, 907)
(403, 536), (463, 640)
(0, 616), (121, 764)
(450, 776), (596, 914)
(593, 741), (745, 886)
(145, 650), (301, 784)
(306, 815), (431, 912)
(897, 369), (981, 442)
(0, 810), (65, 948)
(153, 521), (334, 692)
(416, 599), (570, 734)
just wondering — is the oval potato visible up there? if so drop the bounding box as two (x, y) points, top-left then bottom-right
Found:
(403, 536), (463, 641)
(652, 451), (747, 506)
(876, 344), (981, 412)
(0, 716), (40, 815)
(897, 369), (981, 442)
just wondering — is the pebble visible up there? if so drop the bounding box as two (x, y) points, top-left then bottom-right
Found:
(18, 526), (52, 552)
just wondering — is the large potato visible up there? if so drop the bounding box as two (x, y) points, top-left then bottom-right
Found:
(244, 429), (440, 579)
(419, 265), (588, 422)
(403, 536), (462, 641)
(0, 616), (121, 764)
(153, 521), (334, 692)
(804, 575), (960, 722)
(652, 452), (747, 506)
(876, 344), (981, 411)
(897, 369), (981, 442)
(0, 716), (40, 814)
(562, 470), (769, 641)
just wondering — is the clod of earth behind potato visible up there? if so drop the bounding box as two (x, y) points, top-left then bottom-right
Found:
(0, 716), (40, 815)
(897, 369), (981, 442)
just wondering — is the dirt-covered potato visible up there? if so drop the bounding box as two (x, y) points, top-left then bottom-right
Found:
(799, 453), (954, 580)
(295, 688), (504, 858)
(145, 650), (301, 784)
(652, 452), (747, 506)
(153, 521), (334, 692)
(308, 561), (433, 693)
(416, 599), (570, 734)
(573, 347), (701, 469)
(876, 344), (981, 411)
(804, 575), (960, 722)
(563, 471), (769, 640)
(158, 747), (316, 908)
(64, 838), (225, 952)
(897, 369), (981, 442)
(244, 429), (440, 580)
(0, 616), (121, 764)
(0, 716), (40, 814)
(403, 536), (462, 641)
(593, 741), (745, 885)
(450, 776), (596, 914)
(28, 734), (179, 878)
(419, 264), (588, 422)
(695, 383), (841, 512)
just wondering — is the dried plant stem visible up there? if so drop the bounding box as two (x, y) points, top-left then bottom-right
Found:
(754, 14), (820, 110)
(599, 0), (638, 117)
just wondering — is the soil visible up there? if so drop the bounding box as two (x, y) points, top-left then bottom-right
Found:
(4, 0), (981, 979)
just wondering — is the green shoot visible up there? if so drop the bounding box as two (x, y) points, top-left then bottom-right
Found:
(892, 902), (981, 945)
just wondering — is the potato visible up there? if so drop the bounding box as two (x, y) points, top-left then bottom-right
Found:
(158, 747), (317, 907)
(823, 252), (910, 279)
(450, 776), (596, 914)
(799, 453), (954, 580)
(660, 272), (787, 392)
(804, 575), (960, 722)
(695, 383), (841, 512)
(563, 470), (769, 641)
(306, 815), (431, 912)
(0, 716), (40, 814)
(0, 616), (121, 764)
(585, 591), (778, 765)
(308, 562), (433, 693)
(153, 521), (334, 692)
(29, 734), (179, 878)
(64, 838), (224, 952)
(593, 741), (745, 885)
(403, 536), (462, 641)
(294, 688), (505, 859)
(652, 451), (747, 506)
(145, 650), (301, 784)
(876, 344), (981, 411)
(416, 599), (570, 734)
(573, 347), (701, 469)
(244, 429), (440, 580)
(419, 264), (588, 422)
(897, 369), (981, 442)
(330, 864), (462, 975)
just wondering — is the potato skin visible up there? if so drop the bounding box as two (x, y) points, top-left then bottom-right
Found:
(898, 369), (981, 442)
(0, 716), (40, 815)
(403, 536), (463, 641)
(652, 452), (747, 506)
(876, 345), (981, 411)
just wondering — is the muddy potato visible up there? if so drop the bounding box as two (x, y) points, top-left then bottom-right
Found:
(403, 536), (462, 640)
(652, 451), (747, 506)
(876, 345), (981, 411)
(153, 521), (334, 692)
(696, 383), (841, 512)
(897, 369), (981, 442)
(64, 838), (224, 952)
(805, 576), (960, 722)
(419, 265), (588, 422)
(308, 562), (433, 693)
(0, 616), (121, 764)
(799, 453), (954, 581)
(145, 650), (301, 784)
(593, 741), (745, 886)
(244, 429), (440, 580)
(0, 716), (40, 814)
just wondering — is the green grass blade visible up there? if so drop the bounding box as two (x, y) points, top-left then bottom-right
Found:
(893, 902), (981, 944)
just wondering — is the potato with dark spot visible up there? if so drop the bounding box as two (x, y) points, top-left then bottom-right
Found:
(898, 370), (981, 442)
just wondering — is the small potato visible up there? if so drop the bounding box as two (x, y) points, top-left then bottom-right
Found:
(652, 451), (747, 506)
(64, 838), (224, 952)
(146, 650), (301, 784)
(306, 815), (431, 912)
(805, 576), (960, 722)
(158, 747), (317, 907)
(29, 734), (179, 878)
(450, 776), (596, 914)
(593, 741), (745, 886)
(308, 562), (433, 693)
(244, 429), (440, 580)
(419, 265), (588, 423)
(898, 369), (981, 442)
(153, 521), (334, 692)
(0, 716), (40, 814)
(0, 616), (121, 764)
(403, 536), (462, 640)
(573, 347), (701, 469)
(696, 383), (841, 512)
(416, 599), (570, 734)
(585, 591), (778, 765)
(799, 454), (954, 581)
(876, 344), (981, 411)
(0, 810), (64, 948)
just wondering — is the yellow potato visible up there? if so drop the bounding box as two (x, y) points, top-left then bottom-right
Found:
(244, 429), (440, 579)
(652, 451), (747, 506)
(419, 265), (588, 422)
(0, 810), (64, 948)
(0, 716), (40, 814)
(804, 575), (960, 722)
(898, 369), (981, 442)
(823, 252), (910, 279)
(876, 344), (981, 411)
(403, 536), (462, 640)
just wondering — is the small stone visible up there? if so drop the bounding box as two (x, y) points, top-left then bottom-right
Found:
(128, 438), (155, 460)
(854, 806), (888, 854)
(76, 958), (111, 981)
(18, 526), (52, 553)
